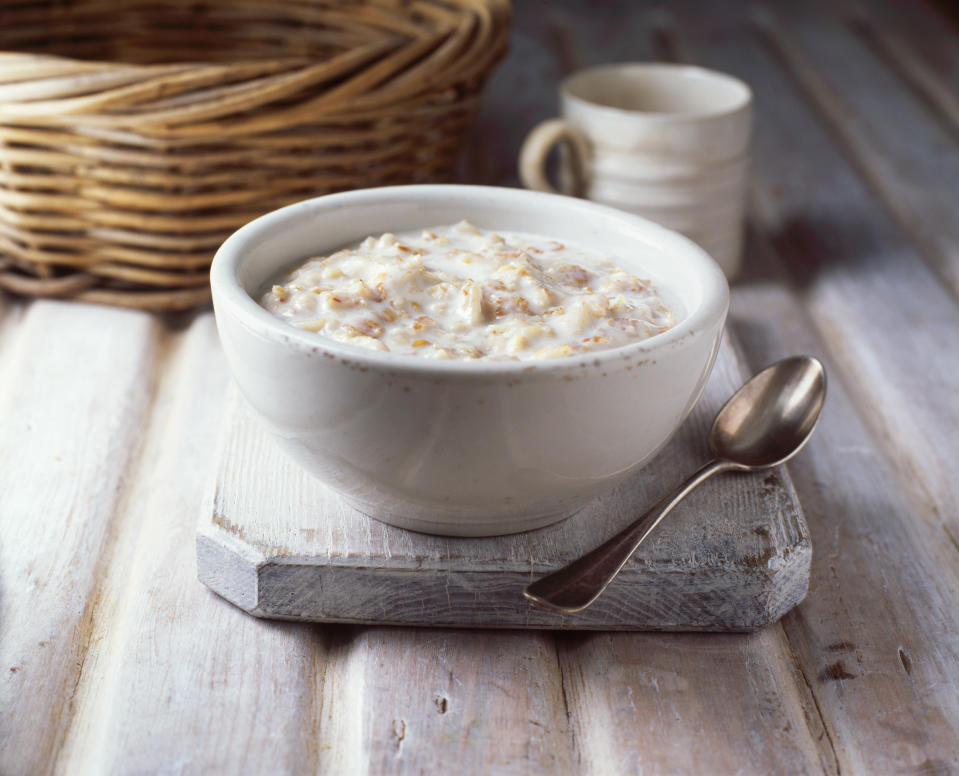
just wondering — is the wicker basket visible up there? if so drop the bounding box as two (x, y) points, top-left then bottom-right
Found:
(0, 0), (510, 310)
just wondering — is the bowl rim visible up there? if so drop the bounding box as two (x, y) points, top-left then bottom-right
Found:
(210, 184), (729, 375)
(562, 62), (753, 123)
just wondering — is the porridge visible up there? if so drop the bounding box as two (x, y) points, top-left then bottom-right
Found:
(261, 221), (675, 360)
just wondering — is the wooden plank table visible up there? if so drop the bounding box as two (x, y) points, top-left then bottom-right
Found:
(3, 0), (959, 772)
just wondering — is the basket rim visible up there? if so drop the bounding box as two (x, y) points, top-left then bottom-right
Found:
(0, 0), (512, 71)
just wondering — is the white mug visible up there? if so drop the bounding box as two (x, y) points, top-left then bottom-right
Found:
(520, 63), (752, 279)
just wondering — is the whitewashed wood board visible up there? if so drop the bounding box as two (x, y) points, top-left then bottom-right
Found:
(0, 300), (163, 774)
(197, 337), (811, 630)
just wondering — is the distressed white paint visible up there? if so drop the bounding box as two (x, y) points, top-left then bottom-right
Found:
(0, 301), (160, 774)
(2, 2), (959, 774)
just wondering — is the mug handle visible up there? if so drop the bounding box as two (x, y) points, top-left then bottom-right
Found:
(519, 119), (589, 196)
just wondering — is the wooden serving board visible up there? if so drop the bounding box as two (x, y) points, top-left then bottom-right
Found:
(196, 336), (811, 631)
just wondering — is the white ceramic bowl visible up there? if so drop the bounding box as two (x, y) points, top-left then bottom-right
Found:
(211, 185), (729, 536)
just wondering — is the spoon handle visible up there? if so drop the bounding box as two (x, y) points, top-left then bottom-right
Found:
(524, 459), (734, 614)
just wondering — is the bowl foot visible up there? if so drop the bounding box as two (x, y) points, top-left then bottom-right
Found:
(340, 496), (587, 537)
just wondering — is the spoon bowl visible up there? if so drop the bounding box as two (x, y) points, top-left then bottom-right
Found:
(524, 355), (827, 614)
(710, 355), (826, 468)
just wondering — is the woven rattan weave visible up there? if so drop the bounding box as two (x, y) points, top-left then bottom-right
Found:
(0, 0), (510, 310)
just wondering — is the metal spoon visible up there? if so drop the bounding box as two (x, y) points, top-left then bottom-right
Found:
(524, 355), (827, 614)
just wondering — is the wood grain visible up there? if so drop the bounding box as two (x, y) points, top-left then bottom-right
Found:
(197, 335), (811, 631)
(315, 629), (575, 774)
(0, 301), (161, 774)
(667, 9), (959, 770)
(749, 15), (959, 557)
(558, 628), (835, 775)
(55, 314), (324, 773)
(758, 11), (959, 302)
(668, 7), (959, 555)
(2, 2), (959, 774)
